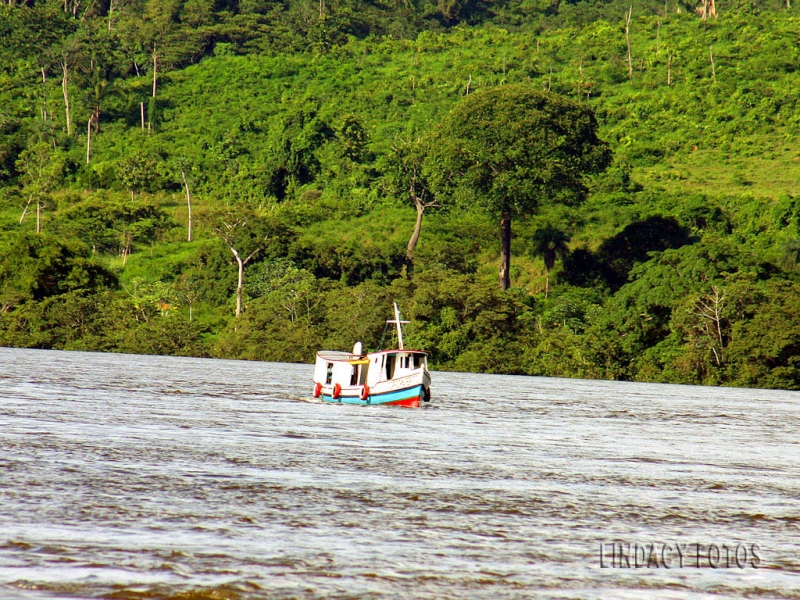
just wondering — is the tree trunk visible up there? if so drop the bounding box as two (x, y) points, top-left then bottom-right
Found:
(36, 198), (41, 233)
(499, 210), (512, 291)
(625, 6), (633, 83)
(232, 249), (244, 317)
(405, 200), (425, 277)
(86, 115), (92, 164)
(141, 102), (145, 131)
(20, 197), (33, 224)
(544, 270), (550, 299)
(656, 19), (660, 53)
(61, 62), (71, 135)
(667, 53), (672, 86)
(709, 45), (716, 83)
(182, 170), (193, 242)
(122, 232), (132, 265)
(152, 48), (158, 98)
(220, 225), (264, 318)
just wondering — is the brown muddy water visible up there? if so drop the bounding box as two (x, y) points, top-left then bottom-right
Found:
(1, 347), (799, 599)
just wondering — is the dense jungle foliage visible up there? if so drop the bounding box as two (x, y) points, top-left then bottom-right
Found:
(2, 0), (800, 389)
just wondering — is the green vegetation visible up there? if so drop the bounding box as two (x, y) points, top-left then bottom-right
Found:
(2, 0), (800, 389)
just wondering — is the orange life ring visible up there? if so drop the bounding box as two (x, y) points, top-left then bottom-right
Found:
(313, 382), (322, 398)
(333, 383), (342, 399)
(360, 385), (370, 400)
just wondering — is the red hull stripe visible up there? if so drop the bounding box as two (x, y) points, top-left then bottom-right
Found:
(386, 396), (420, 408)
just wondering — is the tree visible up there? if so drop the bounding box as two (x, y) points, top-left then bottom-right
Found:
(531, 225), (570, 298)
(168, 157), (195, 242)
(212, 210), (274, 317)
(384, 135), (438, 277)
(17, 142), (64, 234)
(425, 85), (611, 290)
(117, 151), (159, 198)
(72, 24), (122, 163)
(0, 232), (117, 312)
(780, 238), (800, 271)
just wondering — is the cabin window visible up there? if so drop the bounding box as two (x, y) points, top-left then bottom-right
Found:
(413, 354), (423, 369)
(350, 365), (358, 386)
(385, 354), (396, 380)
(326, 362), (333, 384)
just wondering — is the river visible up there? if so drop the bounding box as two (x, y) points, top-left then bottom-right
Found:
(1, 347), (799, 599)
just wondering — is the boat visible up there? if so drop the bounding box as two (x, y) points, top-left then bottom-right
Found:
(312, 303), (432, 407)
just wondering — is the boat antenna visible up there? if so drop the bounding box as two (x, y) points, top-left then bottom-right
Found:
(386, 301), (409, 350)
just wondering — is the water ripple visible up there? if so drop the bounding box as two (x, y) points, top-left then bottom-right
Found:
(1, 348), (799, 598)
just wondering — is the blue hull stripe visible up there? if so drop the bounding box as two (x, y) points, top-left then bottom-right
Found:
(322, 384), (423, 405)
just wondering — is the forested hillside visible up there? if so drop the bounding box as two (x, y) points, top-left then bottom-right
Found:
(2, 0), (800, 389)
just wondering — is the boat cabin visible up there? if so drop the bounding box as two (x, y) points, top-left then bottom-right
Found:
(365, 350), (428, 387)
(313, 348), (428, 389)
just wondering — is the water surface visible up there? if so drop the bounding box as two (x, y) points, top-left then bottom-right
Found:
(1, 348), (799, 598)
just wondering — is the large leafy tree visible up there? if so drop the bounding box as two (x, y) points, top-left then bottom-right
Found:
(426, 85), (611, 290)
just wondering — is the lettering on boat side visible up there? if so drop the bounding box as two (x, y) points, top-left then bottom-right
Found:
(598, 542), (763, 569)
(382, 375), (420, 392)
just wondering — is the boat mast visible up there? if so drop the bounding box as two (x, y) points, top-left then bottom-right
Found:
(387, 302), (410, 350)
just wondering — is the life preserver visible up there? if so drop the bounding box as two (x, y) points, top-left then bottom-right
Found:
(313, 382), (322, 398)
(332, 383), (342, 399)
(360, 385), (370, 401)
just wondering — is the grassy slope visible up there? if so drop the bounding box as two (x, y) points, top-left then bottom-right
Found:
(9, 7), (800, 309)
(129, 11), (799, 289)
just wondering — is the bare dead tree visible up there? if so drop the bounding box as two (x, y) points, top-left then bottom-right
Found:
(181, 169), (193, 242)
(692, 286), (727, 366)
(215, 219), (267, 317)
(625, 6), (633, 83)
(656, 19), (661, 53)
(60, 61), (72, 135)
(700, 0), (717, 20)
(709, 45), (716, 82)
(667, 53), (672, 86)
(86, 114), (93, 164)
(152, 44), (159, 99)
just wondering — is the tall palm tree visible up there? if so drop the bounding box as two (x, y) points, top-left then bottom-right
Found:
(531, 226), (570, 298)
